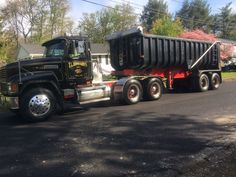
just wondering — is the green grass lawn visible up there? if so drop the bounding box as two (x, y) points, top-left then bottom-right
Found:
(222, 72), (236, 80)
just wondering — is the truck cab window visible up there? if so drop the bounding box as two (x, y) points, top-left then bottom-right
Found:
(45, 40), (65, 57)
(69, 40), (86, 59)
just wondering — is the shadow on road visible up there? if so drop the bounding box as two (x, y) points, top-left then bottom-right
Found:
(0, 109), (235, 177)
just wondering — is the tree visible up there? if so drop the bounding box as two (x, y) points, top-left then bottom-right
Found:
(179, 30), (234, 60)
(229, 28), (236, 40)
(0, 10), (16, 63)
(141, 0), (169, 32)
(1, 0), (73, 45)
(0, 0), (74, 62)
(111, 4), (138, 32)
(1, 0), (41, 44)
(176, 0), (212, 30)
(217, 2), (236, 39)
(0, 31), (16, 63)
(79, 4), (137, 43)
(0, 30), (16, 63)
(31, 0), (49, 43)
(47, 0), (70, 39)
(210, 14), (220, 34)
(176, 0), (189, 22)
(150, 16), (184, 37)
(79, 12), (99, 42)
(179, 30), (217, 41)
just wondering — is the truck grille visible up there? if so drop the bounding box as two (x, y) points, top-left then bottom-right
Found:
(0, 67), (7, 82)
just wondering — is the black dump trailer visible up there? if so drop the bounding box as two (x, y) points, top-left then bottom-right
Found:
(107, 27), (222, 93)
(107, 28), (220, 71)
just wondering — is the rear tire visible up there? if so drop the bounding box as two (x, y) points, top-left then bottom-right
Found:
(20, 88), (56, 122)
(210, 73), (220, 90)
(122, 79), (142, 105)
(193, 74), (209, 92)
(144, 78), (163, 101)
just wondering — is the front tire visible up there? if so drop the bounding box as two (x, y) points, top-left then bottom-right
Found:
(20, 88), (56, 122)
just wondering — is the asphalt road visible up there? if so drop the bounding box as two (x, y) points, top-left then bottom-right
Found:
(0, 80), (236, 177)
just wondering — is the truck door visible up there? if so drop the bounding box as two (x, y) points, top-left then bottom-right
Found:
(68, 40), (92, 84)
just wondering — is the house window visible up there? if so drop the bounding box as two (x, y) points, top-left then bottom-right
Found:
(99, 55), (102, 63)
(105, 55), (109, 65)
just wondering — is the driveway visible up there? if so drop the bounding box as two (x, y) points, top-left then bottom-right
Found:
(0, 80), (236, 177)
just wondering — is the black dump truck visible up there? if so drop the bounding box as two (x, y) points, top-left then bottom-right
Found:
(0, 27), (222, 122)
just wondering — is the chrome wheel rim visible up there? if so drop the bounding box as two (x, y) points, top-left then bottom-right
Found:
(150, 83), (161, 98)
(212, 75), (220, 88)
(201, 77), (208, 90)
(128, 85), (139, 102)
(28, 94), (51, 117)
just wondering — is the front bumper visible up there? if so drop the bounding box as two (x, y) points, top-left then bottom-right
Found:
(0, 95), (19, 110)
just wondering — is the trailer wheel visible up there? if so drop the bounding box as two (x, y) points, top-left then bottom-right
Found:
(123, 79), (142, 104)
(20, 88), (56, 122)
(196, 74), (209, 92)
(210, 73), (220, 90)
(144, 78), (163, 101)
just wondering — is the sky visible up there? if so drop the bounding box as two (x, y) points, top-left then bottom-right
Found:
(0, 0), (235, 22)
(69, 0), (236, 22)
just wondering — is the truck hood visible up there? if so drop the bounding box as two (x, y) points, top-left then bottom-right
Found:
(0, 57), (62, 83)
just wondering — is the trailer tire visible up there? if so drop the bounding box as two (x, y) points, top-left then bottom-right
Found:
(20, 88), (56, 122)
(195, 74), (209, 92)
(144, 78), (163, 101)
(122, 79), (142, 105)
(210, 73), (220, 90)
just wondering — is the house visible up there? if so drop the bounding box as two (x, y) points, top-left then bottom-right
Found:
(90, 43), (114, 75)
(218, 38), (236, 70)
(218, 38), (236, 58)
(17, 43), (45, 60)
(0, 60), (6, 67)
(16, 42), (114, 75)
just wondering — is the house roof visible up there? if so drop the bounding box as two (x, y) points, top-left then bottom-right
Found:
(90, 43), (109, 54)
(0, 60), (6, 67)
(20, 43), (45, 54)
(218, 38), (236, 45)
(42, 35), (89, 46)
(19, 43), (109, 55)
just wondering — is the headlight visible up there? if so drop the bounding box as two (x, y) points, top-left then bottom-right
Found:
(7, 83), (18, 94)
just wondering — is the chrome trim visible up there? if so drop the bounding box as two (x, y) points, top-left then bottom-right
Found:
(80, 97), (110, 104)
(28, 94), (51, 117)
(9, 97), (19, 109)
(190, 41), (219, 70)
(0, 95), (19, 110)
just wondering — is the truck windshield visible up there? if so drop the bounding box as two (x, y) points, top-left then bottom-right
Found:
(45, 40), (65, 57)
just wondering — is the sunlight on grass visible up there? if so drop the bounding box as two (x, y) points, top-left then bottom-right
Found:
(222, 72), (236, 80)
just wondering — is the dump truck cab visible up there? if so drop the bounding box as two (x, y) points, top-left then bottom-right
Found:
(0, 35), (112, 122)
(42, 35), (93, 85)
